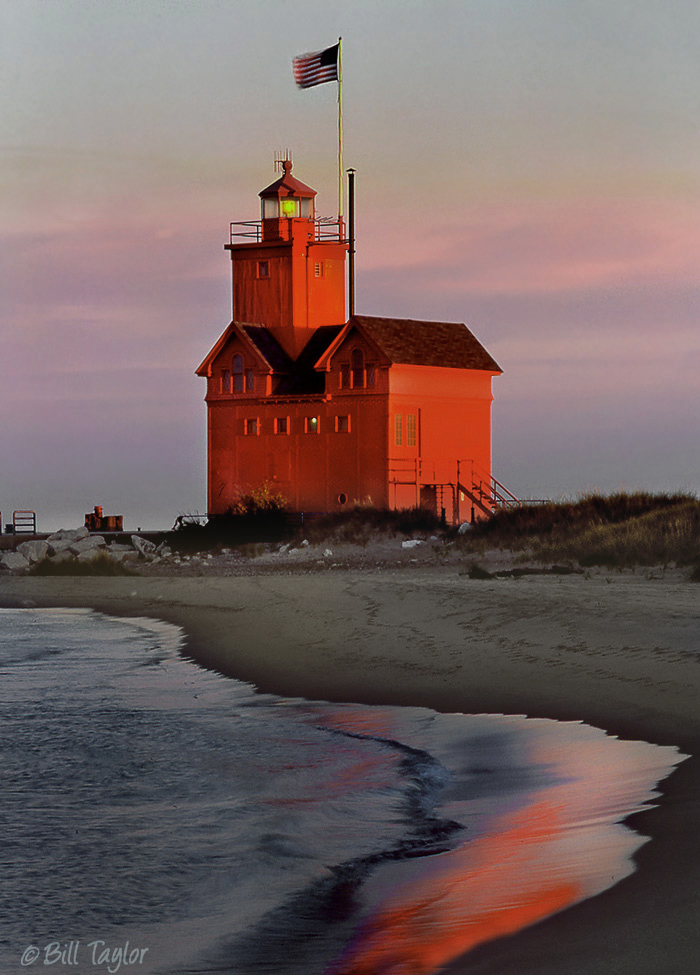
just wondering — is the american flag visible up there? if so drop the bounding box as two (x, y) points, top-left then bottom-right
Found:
(292, 43), (339, 89)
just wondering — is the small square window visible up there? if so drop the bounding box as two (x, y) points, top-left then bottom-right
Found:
(257, 261), (269, 279)
(335, 415), (350, 433)
(244, 418), (259, 436)
(275, 417), (289, 435)
(304, 416), (320, 434)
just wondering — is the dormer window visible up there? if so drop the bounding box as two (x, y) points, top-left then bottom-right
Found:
(233, 355), (244, 392)
(339, 348), (376, 390)
(231, 356), (255, 393)
(351, 349), (364, 388)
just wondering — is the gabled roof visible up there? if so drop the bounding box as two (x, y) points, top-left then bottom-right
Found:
(195, 321), (291, 377)
(315, 315), (502, 373)
(197, 315), (501, 385)
(242, 325), (293, 374)
(274, 325), (344, 395)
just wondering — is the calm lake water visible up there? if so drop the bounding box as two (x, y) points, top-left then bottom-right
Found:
(0, 608), (683, 974)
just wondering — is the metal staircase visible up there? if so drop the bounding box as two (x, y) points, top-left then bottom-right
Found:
(453, 461), (521, 520)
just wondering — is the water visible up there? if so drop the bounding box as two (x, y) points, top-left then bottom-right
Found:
(0, 608), (684, 975)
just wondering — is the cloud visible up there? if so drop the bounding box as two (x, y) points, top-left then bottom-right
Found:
(357, 197), (700, 297)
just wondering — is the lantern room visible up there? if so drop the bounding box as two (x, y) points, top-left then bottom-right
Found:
(259, 159), (316, 241)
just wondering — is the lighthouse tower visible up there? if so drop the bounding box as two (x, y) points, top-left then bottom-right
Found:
(224, 159), (348, 359)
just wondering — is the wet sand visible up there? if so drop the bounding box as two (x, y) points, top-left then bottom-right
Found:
(1, 567), (699, 974)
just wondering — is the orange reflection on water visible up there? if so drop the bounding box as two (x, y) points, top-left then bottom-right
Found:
(307, 705), (682, 975)
(326, 800), (581, 975)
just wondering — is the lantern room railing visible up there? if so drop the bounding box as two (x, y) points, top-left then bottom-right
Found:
(229, 217), (346, 244)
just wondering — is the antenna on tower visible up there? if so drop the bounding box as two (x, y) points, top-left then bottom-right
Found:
(274, 149), (293, 172)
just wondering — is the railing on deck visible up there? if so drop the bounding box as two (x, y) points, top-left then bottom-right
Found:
(229, 217), (346, 244)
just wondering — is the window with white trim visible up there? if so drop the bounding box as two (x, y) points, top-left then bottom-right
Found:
(406, 414), (417, 447)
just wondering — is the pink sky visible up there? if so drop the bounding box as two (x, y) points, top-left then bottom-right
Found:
(2, 1), (698, 529)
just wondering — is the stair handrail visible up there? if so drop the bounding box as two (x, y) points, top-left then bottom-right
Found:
(469, 466), (521, 509)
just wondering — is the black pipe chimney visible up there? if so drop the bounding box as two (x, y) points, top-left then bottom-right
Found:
(347, 168), (356, 318)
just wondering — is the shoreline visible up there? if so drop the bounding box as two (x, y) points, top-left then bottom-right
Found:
(1, 567), (699, 974)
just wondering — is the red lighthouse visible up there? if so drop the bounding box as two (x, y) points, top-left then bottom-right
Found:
(197, 161), (507, 521)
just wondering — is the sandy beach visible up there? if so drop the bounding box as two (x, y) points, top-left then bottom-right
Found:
(1, 564), (699, 974)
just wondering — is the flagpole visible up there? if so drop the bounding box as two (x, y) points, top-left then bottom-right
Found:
(338, 36), (343, 222)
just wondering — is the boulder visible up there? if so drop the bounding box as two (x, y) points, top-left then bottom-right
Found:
(76, 549), (104, 563)
(17, 540), (50, 563)
(0, 552), (30, 572)
(121, 550), (141, 563)
(48, 539), (74, 556)
(69, 535), (106, 556)
(131, 535), (157, 558)
(47, 527), (89, 543)
(401, 539), (424, 549)
(105, 549), (139, 563)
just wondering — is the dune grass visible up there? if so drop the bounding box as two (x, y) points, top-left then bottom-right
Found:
(299, 505), (443, 547)
(461, 492), (700, 569)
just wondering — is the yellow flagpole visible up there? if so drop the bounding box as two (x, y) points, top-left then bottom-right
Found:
(338, 36), (343, 221)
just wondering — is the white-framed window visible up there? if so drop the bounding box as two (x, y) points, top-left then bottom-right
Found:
(314, 261), (324, 278)
(304, 416), (320, 434)
(275, 416), (289, 435)
(394, 414), (403, 446)
(244, 418), (259, 436)
(406, 414), (417, 447)
(335, 415), (350, 433)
